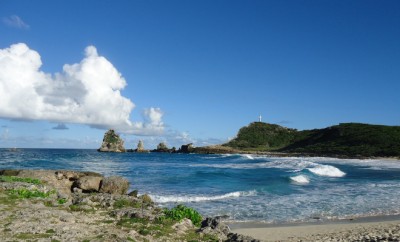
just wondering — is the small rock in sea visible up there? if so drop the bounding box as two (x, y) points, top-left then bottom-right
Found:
(128, 190), (138, 197)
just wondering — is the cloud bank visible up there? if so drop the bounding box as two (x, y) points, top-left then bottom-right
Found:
(0, 43), (163, 135)
(3, 15), (29, 29)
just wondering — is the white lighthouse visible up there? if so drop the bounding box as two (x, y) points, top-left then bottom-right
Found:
(259, 115), (262, 122)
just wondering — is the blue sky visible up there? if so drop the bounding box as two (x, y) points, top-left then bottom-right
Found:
(0, 0), (399, 149)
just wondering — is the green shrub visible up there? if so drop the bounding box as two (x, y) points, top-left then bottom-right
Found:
(57, 198), (67, 204)
(163, 205), (202, 227)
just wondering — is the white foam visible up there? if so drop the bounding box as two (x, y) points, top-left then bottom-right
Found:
(308, 165), (346, 177)
(290, 175), (310, 184)
(151, 190), (257, 203)
(241, 154), (254, 160)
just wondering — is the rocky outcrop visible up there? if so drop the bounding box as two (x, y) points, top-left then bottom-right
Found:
(0, 169), (130, 197)
(0, 169), (103, 197)
(0, 169), (245, 241)
(152, 142), (176, 153)
(98, 129), (125, 152)
(99, 176), (130, 195)
(198, 216), (260, 242)
(178, 143), (194, 153)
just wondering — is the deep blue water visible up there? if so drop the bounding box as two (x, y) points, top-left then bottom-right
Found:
(1, 148), (400, 223)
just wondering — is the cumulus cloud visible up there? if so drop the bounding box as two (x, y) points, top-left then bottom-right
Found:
(0, 43), (164, 135)
(3, 15), (29, 29)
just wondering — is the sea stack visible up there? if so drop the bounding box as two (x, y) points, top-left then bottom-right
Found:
(98, 129), (125, 152)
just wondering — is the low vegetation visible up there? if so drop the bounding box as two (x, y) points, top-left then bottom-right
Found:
(224, 122), (400, 157)
(0, 175), (42, 185)
(8, 188), (55, 199)
(162, 204), (203, 227)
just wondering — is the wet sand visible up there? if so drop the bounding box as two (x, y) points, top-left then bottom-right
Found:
(229, 216), (400, 241)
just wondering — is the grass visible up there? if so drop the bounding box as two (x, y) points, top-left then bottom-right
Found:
(14, 232), (52, 239)
(69, 204), (95, 213)
(100, 219), (114, 224)
(0, 194), (17, 206)
(113, 198), (141, 209)
(8, 188), (55, 199)
(117, 216), (177, 238)
(0, 175), (42, 185)
(57, 198), (67, 204)
(181, 229), (219, 242)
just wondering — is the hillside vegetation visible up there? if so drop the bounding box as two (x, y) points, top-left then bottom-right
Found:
(224, 122), (400, 158)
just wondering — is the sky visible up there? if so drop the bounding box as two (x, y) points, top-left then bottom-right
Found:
(0, 0), (399, 149)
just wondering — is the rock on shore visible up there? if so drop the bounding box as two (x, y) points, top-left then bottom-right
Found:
(0, 169), (258, 242)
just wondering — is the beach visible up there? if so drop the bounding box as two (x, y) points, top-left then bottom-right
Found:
(230, 217), (400, 241)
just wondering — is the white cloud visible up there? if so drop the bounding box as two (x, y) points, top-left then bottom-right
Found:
(3, 15), (29, 29)
(0, 43), (164, 135)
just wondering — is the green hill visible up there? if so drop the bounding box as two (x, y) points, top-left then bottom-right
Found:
(223, 122), (400, 158)
(224, 122), (297, 150)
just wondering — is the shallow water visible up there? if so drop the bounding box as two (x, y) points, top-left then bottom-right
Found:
(1, 149), (400, 223)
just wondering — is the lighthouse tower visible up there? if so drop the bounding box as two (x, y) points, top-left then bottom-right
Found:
(259, 115), (262, 122)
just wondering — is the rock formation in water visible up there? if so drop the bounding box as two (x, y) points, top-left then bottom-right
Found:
(135, 140), (149, 153)
(98, 129), (125, 152)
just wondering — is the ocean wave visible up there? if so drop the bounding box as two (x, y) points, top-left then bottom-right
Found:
(190, 158), (313, 171)
(151, 190), (257, 203)
(190, 157), (347, 178)
(240, 154), (255, 160)
(307, 165), (346, 177)
(290, 175), (310, 184)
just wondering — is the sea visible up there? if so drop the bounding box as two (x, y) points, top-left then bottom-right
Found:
(1, 148), (400, 224)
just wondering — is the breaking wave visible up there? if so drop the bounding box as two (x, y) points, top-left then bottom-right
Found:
(151, 190), (257, 203)
(290, 175), (310, 184)
(307, 165), (346, 177)
(190, 157), (346, 178)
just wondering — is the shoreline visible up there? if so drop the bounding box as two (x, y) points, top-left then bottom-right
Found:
(228, 215), (400, 241)
(3, 147), (400, 161)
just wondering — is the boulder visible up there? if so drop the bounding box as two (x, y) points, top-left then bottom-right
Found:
(99, 176), (129, 195)
(72, 176), (103, 192)
(98, 129), (126, 152)
(140, 194), (153, 204)
(226, 233), (261, 242)
(172, 218), (194, 235)
(198, 216), (230, 241)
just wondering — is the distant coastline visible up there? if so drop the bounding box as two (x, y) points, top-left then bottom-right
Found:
(96, 122), (400, 160)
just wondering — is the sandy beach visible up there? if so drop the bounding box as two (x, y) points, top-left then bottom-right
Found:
(229, 216), (400, 241)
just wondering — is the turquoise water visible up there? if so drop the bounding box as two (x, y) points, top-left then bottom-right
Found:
(1, 149), (400, 223)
